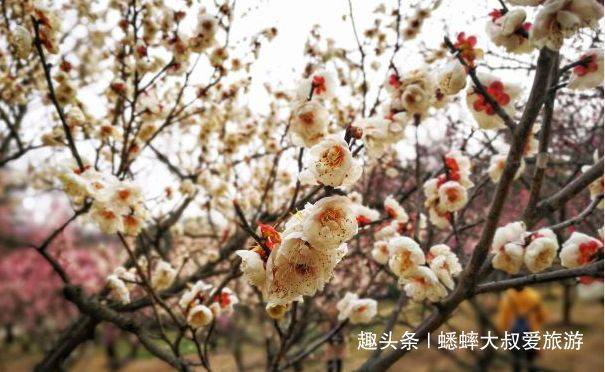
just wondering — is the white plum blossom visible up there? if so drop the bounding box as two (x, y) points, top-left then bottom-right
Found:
(530, 0), (604, 50)
(437, 58), (467, 95)
(402, 266), (448, 302)
(151, 260), (176, 291)
(187, 304), (214, 328)
(107, 274), (130, 304)
(559, 232), (603, 268)
(209, 288), (239, 316)
(491, 221), (527, 274)
(179, 280), (213, 310)
(371, 241), (390, 265)
(235, 249), (266, 288)
(384, 195), (409, 222)
(388, 236), (425, 278)
(336, 292), (378, 324)
(301, 195), (358, 249)
(189, 13), (218, 52)
(437, 181), (468, 212)
(568, 49), (604, 90)
(352, 203), (381, 226)
(427, 244), (462, 289)
(296, 70), (336, 100)
(290, 100), (329, 147)
(266, 303), (290, 320)
(11, 25), (32, 59)
(355, 116), (406, 158)
(524, 229), (558, 273)
(265, 232), (347, 306)
(299, 136), (362, 188)
(466, 72), (522, 130)
(486, 9), (533, 54)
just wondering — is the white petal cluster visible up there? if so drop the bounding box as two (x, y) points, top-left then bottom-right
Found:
(491, 221), (527, 274)
(486, 9), (533, 54)
(354, 116), (406, 159)
(299, 135), (362, 188)
(436, 59), (467, 96)
(559, 232), (603, 268)
(290, 101), (330, 147)
(179, 280), (240, 328)
(466, 72), (522, 130)
(427, 244), (462, 289)
(386, 68), (442, 117)
(524, 229), (559, 273)
(424, 151), (473, 228)
(568, 49), (604, 90)
(236, 196), (358, 315)
(384, 195), (409, 222)
(107, 274), (131, 304)
(58, 167), (148, 236)
(402, 266), (448, 303)
(189, 13), (218, 52)
(336, 292), (377, 324)
(530, 0), (603, 50)
(492, 223), (559, 274)
(151, 260), (177, 291)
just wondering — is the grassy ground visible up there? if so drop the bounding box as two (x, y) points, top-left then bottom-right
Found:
(1, 286), (602, 371)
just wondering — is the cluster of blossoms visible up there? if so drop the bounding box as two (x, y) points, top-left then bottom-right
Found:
(178, 281), (239, 329)
(491, 222), (558, 274)
(336, 292), (377, 324)
(423, 151), (474, 229)
(491, 222), (603, 274)
(378, 234), (461, 302)
(106, 259), (176, 304)
(59, 165), (148, 235)
(236, 195), (358, 319)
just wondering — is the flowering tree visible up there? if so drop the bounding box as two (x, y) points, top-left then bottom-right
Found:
(0, 0), (603, 371)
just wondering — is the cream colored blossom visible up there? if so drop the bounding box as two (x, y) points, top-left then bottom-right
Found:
(299, 136), (362, 188)
(235, 250), (267, 289)
(187, 304), (214, 328)
(488, 152), (525, 183)
(560, 232), (603, 268)
(336, 292), (378, 324)
(151, 260), (176, 291)
(486, 9), (533, 54)
(524, 228), (558, 273)
(388, 236), (425, 278)
(355, 116), (406, 158)
(568, 48), (604, 90)
(466, 72), (522, 130)
(384, 195), (409, 222)
(301, 195), (358, 249)
(402, 266), (448, 302)
(290, 100), (329, 147)
(437, 58), (467, 95)
(371, 241), (390, 264)
(107, 274), (130, 304)
(531, 0), (604, 50)
(265, 233), (347, 305)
